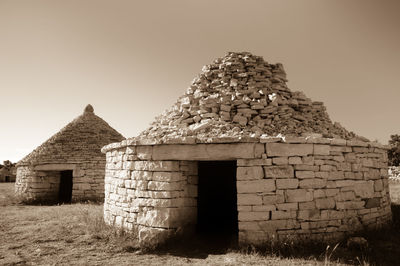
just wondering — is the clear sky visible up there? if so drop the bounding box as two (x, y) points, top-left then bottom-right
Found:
(0, 0), (399, 163)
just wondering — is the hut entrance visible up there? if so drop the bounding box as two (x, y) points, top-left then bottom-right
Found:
(58, 170), (73, 203)
(197, 161), (238, 245)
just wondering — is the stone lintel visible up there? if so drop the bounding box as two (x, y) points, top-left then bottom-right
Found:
(152, 143), (264, 160)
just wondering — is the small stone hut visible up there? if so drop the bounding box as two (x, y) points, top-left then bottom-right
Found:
(102, 52), (391, 246)
(0, 162), (16, 182)
(15, 105), (124, 203)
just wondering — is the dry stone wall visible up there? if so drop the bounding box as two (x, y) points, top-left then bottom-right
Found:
(104, 145), (198, 246)
(15, 158), (106, 202)
(102, 136), (391, 246)
(15, 166), (61, 201)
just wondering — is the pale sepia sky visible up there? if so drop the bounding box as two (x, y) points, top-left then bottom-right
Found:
(0, 0), (399, 163)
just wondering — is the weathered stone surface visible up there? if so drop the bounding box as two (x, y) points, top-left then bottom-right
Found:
(288, 157), (302, 165)
(276, 179), (299, 189)
(237, 166), (264, 180)
(239, 211), (270, 221)
(297, 209), (320, 221)
(266, 143), (313, 157)
(152, 143), (264, 160)
(285, 189), (313, 202)
(264, 165), (294, 178)
(365, 197), (381, 208)
(132, 161), (180, 172)
(299, 179), (326, 189)
(272, 157), (289, 165)
(354, 181), (374, 198)
(315, 197), (335, 209)
(237, 180), (276, 193)
(296, 171), (315, 179)
(237, 159), (272, 166)
(138, 226), (172, 247)
(237, 194), (263, 205)
(314, 145), (330, 155)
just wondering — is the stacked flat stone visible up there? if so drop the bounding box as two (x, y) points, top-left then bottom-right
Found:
(139, 52), (356, 142)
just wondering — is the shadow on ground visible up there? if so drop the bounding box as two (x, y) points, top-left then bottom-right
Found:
(145, 204), (400, 265)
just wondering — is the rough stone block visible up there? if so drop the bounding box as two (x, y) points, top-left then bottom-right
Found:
(374, 180), (383, 192)
(285, 189), (313, 203)
(136, 146), (153, 160)
(237, 194), (262, 205)
(335, 180), (356, 187)
(365, 197), (381, 208)
(299, 179), (326, 189)
(288, 157), (302, 165)
(266, 143), (313, 157)
(131, 170), (153, 180)
(237, 180), (276, 193)
(238, 211), (270, 221)
(237, 166), (264, 180)
(315, 197), (335, 209)
(336, 201), (365, 210)
(132, 161), (180, 172)
(138, 226), (172, 247)
(296, 171), (315, 179)
(328, 171), (344, 180)
(152, 172), (184, 182)
(276, 179), (299, 189)
(276, 202), (298, 211)
(252, 205), (276, 212)
(147, 181), (183, 191)
(299, 201), (316, 210)
(264, 165), (294, 178)
(314, 145), (330, 155)
(258, 219), (299, 232)
(136, 208), (182, 228)
(262, 194), (285, 205)
(272, 157), (289, 165)
(271, 210), (295, 220)
(297, 209), (320, 221)
(237, 159), (272, 166)
(354, 181), (374, 198)
(335, 191), (356, 201)
(152, 143), (264, 160)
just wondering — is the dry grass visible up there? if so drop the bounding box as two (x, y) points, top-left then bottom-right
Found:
(1, 182), (400, 265)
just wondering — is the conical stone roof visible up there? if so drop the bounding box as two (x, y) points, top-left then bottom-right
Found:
(18, 105), (125, 165)
(138, 52), (357, 143)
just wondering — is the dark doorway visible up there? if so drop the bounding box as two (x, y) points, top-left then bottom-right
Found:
(197, 161), (238, 246)
(5, 176), (10, 182)
(58, 170), (73, 204)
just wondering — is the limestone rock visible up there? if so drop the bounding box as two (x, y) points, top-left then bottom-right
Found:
(136, 52), (357, 142)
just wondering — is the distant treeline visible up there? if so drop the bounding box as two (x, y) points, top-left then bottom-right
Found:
(0, 160), (15, 169)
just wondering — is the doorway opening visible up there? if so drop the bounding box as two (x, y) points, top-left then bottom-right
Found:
(5, 176), (10, 182)
(58, 170), (73, 204)
(197, 161), (238, 246)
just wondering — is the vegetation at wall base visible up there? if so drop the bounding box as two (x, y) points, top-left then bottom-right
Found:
(388, 134), (400, 166)
(2, 182), (400, 265)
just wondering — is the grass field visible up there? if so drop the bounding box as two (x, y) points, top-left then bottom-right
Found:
(1, 182), (400, 265)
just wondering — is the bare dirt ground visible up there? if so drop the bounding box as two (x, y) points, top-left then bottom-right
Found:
(1, 182), (400, 265)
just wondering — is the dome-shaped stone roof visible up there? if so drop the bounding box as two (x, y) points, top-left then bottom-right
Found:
(18, 105), (125, 165)
(138, 52), (356, 143)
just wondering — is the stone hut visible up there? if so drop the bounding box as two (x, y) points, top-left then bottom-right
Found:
(0, 161), (16, 182)
(102, 52), (391, 247)
(15, 105), (124, 203)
